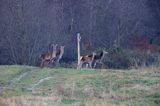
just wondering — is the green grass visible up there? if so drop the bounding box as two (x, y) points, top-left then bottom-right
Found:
(0, 65), (160, 106)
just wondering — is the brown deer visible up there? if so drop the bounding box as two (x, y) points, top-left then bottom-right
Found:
(93, 50), (108, 68)
(40, 44), (58, 67)
(79, 52), (96, 69)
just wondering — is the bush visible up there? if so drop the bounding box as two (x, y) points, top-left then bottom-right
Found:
(104, 47), (130, 69)
(103, 47), (159, 69)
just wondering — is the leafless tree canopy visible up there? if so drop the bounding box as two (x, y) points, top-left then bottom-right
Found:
(0, 0), (160, 67)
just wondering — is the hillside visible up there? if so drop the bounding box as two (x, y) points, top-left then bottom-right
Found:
(0, 66), (160, 106)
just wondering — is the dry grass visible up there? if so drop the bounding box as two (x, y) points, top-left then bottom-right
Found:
(79, 99), (125, 106)
(0, 65), (160, 106)
(0, 96), (61, 106)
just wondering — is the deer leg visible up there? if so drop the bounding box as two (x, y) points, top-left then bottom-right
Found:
(93, 62), (96, 68)
(89, 62), (92, 69)
(79, 61), (83, 69)
(43, 60), (49, 67)
(40, 60), (44, 68)
(85, 63), (89, 68)
(93, 61), (98, 68)
(49, 58), (54, 65)
(47, 60), (50, 67)
(41, 60), (48, 68)
(43, 61), (46, 67)
(53, 58), (57, 64)
(48, 59), (52, 64)
(57, 56), (61, 63)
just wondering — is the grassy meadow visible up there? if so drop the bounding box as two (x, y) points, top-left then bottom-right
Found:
(0, 65), (160, 106)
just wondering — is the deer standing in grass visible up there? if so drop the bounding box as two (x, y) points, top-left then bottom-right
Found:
(40, 44), (58, 67)
(79, 52), (96, 69)
(93, 50), (108, 68)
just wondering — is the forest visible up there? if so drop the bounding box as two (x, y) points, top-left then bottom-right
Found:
(0, 0), (160, 69)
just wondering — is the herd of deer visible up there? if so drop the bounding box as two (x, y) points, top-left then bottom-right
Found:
(79, 50), (108, 69)
(39, 44), (108, 69)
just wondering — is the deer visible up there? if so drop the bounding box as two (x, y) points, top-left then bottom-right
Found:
(39, 44), (58, 67)
(56, 45), (65, 63)
(93, 50), (108, 68)
(79, 52), (96, 69)
(50, 45), (65, 63)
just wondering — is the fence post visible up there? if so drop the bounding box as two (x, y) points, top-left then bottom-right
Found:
(77, 33), (81, 69)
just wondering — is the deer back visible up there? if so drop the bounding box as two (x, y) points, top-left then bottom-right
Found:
(40, 52), (52, 60)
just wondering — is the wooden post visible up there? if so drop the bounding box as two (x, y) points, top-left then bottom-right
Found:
(77, 33), (81, 69)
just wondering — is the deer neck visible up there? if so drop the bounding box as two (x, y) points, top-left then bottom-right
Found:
(60, 48), (64, 55)
(91, 53), (95, 62)
(52, 47), (56, 58)
(100, 51), (105, 62)
(56, 49), (61, 56)
(99, 51), (104, 62)
(57, 47), (65, 62)
(99, 52), (103, 58)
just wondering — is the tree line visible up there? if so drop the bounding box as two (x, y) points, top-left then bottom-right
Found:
(0, 0), (160, 68)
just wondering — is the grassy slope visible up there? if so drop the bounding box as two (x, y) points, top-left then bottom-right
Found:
(0, 65), (160, 106)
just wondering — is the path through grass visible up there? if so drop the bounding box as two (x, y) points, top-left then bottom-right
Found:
(0, 65), (160, 106)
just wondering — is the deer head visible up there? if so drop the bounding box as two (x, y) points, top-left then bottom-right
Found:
(103, 50), (108, 54)
(60, 45), (65, 52)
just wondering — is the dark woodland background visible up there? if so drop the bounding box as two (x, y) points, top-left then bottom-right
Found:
(0, 0), (160, 68)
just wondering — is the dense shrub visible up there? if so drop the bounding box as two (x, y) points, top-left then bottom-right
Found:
(104, 47), (130, 69)
(103, 47), (159, 69)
